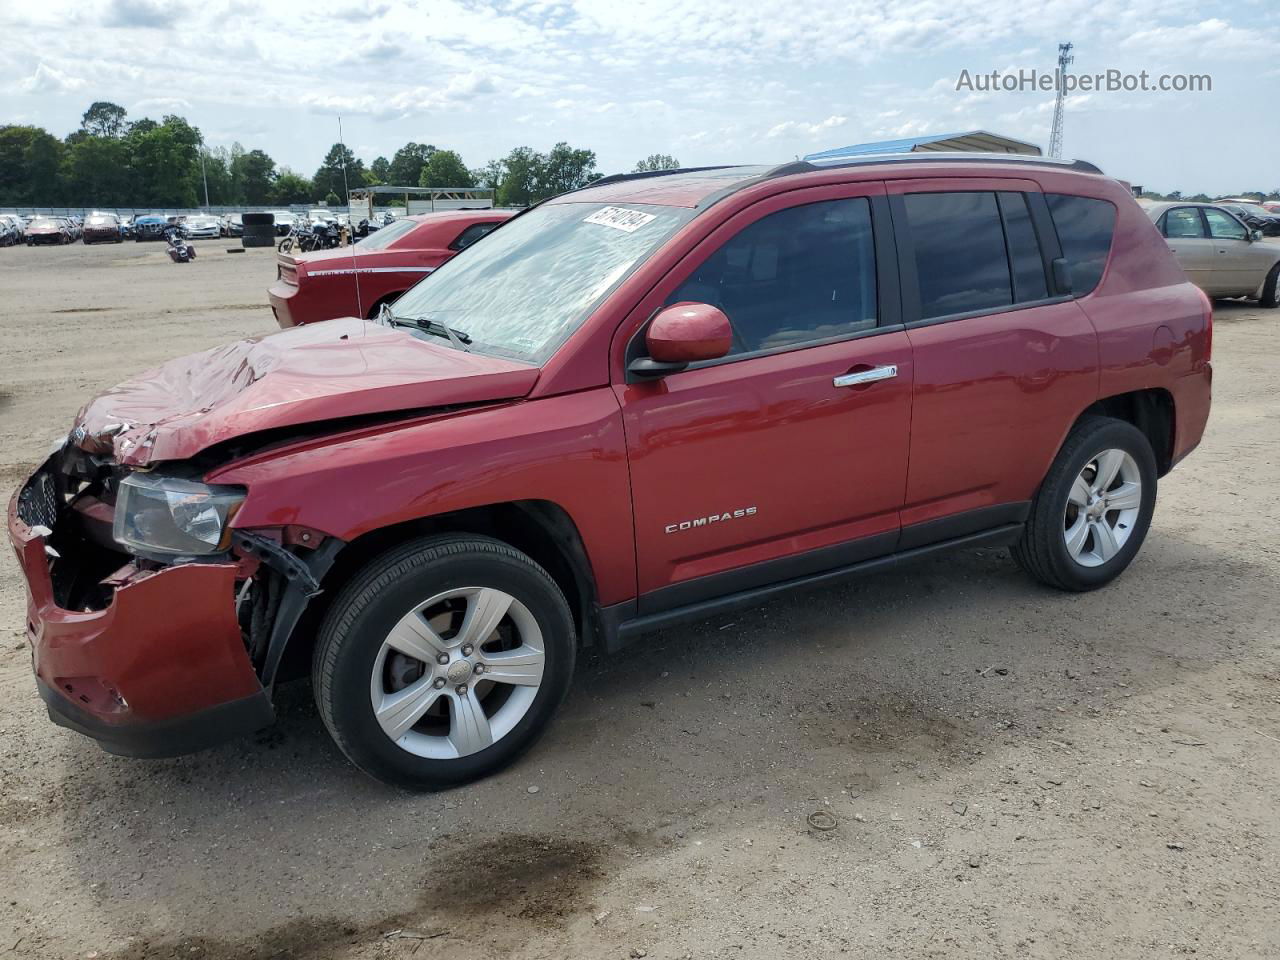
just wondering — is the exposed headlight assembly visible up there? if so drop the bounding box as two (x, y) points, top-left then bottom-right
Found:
(112, 473), (245, 559)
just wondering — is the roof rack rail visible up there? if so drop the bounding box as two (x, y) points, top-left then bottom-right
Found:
(581, 165), (745, 190)
(765, 152), (1103, 177)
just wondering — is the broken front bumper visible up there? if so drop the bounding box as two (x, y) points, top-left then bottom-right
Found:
(8, 466), (272, 758)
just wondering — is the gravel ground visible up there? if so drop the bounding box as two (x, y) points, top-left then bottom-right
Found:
(0, 240), (1278, 960)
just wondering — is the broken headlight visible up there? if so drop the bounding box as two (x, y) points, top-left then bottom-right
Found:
(112, 473), (245, 559)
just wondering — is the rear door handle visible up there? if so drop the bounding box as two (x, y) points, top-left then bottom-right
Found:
(833, 365), (898, 388)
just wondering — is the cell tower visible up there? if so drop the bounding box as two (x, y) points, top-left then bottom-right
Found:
(1048, 42), (1074, 159)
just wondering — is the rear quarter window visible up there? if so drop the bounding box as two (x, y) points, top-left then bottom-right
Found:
(1046, 194), (1117, 296)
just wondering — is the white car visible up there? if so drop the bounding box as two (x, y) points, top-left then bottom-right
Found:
(181, 215), (222, 239)
(268, 210), (296, 236)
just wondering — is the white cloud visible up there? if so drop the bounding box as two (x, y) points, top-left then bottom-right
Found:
(19, 62), (85, 94)
(765, 115), (848, 140)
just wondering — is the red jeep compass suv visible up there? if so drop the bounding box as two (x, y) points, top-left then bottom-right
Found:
(9, 155), (1212, 788)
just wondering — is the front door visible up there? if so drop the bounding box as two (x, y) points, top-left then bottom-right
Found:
(1202, 206), (1275, 296)
(614, 184), (914, 613)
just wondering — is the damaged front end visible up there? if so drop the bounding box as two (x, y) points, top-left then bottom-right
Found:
(8, 440), (340, 758)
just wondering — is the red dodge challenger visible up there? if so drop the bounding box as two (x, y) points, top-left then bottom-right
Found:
(268, 210), (512, 328)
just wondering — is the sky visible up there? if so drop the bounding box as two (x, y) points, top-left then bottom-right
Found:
(2, 0), (1278, 195)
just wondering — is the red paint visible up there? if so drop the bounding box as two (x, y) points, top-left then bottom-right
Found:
(8, 495), (261, 726)
(646, 302), (733, 362)
(268, 210), (512, 328)
(9, 158), (1213, 745)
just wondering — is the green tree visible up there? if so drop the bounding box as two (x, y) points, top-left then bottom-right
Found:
(0, 125), (63, 204)
(634, 153), (679, 172)
(231, 147), (276, 205)
(489, 146), (543, 207)
(418, 149), (475, 188)
(369, 155), (390, 183)
(271, 169), (313, 205)
(312, 143), (364, 203)
(538, 142), (598, 198)
(200, 146), (235, 205)
(387, 142), (435, 186)
(125, 115), (202, 206)
(61, 135), (131, 205)
(81, 101), (128, 138)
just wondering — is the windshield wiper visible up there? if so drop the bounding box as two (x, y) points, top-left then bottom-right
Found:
(379, 304), (472, 351)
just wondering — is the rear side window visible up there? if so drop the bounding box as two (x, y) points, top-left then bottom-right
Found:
(666, 197), (877, 355)
(450, 221), (500, 251)
(1046, 194), (1116, 296)
(997, 192), (1049, 302)
(903, 192), (1012, 319)
(1163, 207), (1205, 238)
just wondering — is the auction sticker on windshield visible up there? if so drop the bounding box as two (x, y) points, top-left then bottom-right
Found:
(583, 206), (656, 233)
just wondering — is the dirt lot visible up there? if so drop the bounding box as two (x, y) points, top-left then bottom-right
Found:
(1, 239), (1278, 960)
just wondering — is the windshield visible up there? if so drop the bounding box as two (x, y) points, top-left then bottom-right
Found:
(354, 217), (419, 250)
(390, 201), (695, 363)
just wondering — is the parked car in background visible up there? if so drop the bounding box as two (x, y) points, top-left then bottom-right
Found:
(0, 214), (23, 245)
(181, 215), (222, 240)
(222, 213), (244, 237)
(268, 209), (511, 327)
(1146, 202), (1280, 305)
(82, 212), (124, 244)
(1262, 200), (1280, 214)
(118, 216), (134, 239)
(1214, 200), (1280, 237)
(67, 216), (83, 240)
(267, 210), (296, 236)
(133, 215), (170, 241)
(25, 217), (73, 245)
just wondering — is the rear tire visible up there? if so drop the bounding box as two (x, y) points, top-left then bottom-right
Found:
(1012, 416), (1157, 592)
(313, 535), (576, 789)
(1260, 262), (1280, 309)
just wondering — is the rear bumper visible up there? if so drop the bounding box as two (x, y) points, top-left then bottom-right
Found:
(8, 466), (272, 757)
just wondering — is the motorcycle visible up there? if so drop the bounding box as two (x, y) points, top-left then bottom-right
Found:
(163, 225), (196, 263)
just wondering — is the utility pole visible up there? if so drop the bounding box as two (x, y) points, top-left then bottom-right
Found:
(196, 143), (210, 210)
(1049, 42), (1073, 159)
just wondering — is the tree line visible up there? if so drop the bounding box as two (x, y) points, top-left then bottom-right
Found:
(0, 101), (682, 209)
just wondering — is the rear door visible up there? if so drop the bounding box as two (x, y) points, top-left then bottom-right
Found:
(614, 183), (914, 611)
(1159, 206), (1219, 293)
(888, 181), (1101, 541)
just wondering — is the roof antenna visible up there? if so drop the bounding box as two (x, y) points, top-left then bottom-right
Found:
(338, 114), (363, 320)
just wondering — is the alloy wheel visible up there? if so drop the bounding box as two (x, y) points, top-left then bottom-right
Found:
(1062, 448), (1143, 567)
(369, 587), (545, 759)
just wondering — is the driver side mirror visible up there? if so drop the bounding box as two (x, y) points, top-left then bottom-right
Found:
(629, 302), (733, 378)
(1250, 229), (1263, 242)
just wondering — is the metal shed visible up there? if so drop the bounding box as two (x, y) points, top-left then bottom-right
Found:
(804, 131), (1042, 162)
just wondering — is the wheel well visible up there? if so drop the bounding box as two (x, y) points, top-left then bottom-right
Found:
(273, 501), (600, 683)
(1080, 388), (1175, 476)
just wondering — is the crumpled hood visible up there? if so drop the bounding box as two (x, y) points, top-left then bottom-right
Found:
(72, 317), (539, 466)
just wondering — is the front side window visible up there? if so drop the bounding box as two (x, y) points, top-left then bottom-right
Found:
(904, 191), (1012, 319)
(389, 201), (696, 363)
(1163, 207), (1206, 238)
(666, 197), (877, 355)
(1046, 194), (1117, 296)
(1204, 207), (1248, 241)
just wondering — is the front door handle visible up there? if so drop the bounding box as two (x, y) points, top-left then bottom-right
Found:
(833, 365), (898, 388)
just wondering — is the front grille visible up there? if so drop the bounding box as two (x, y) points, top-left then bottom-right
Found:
(17, 470), (58, 531)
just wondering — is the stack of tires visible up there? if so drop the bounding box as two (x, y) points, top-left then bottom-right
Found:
(242, 213), (275, 248)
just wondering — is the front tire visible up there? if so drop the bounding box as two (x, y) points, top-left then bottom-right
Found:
(313, 536), (576, 789)
(1012, 416), (1157, 592)
(1260, 262), (1279, 309)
